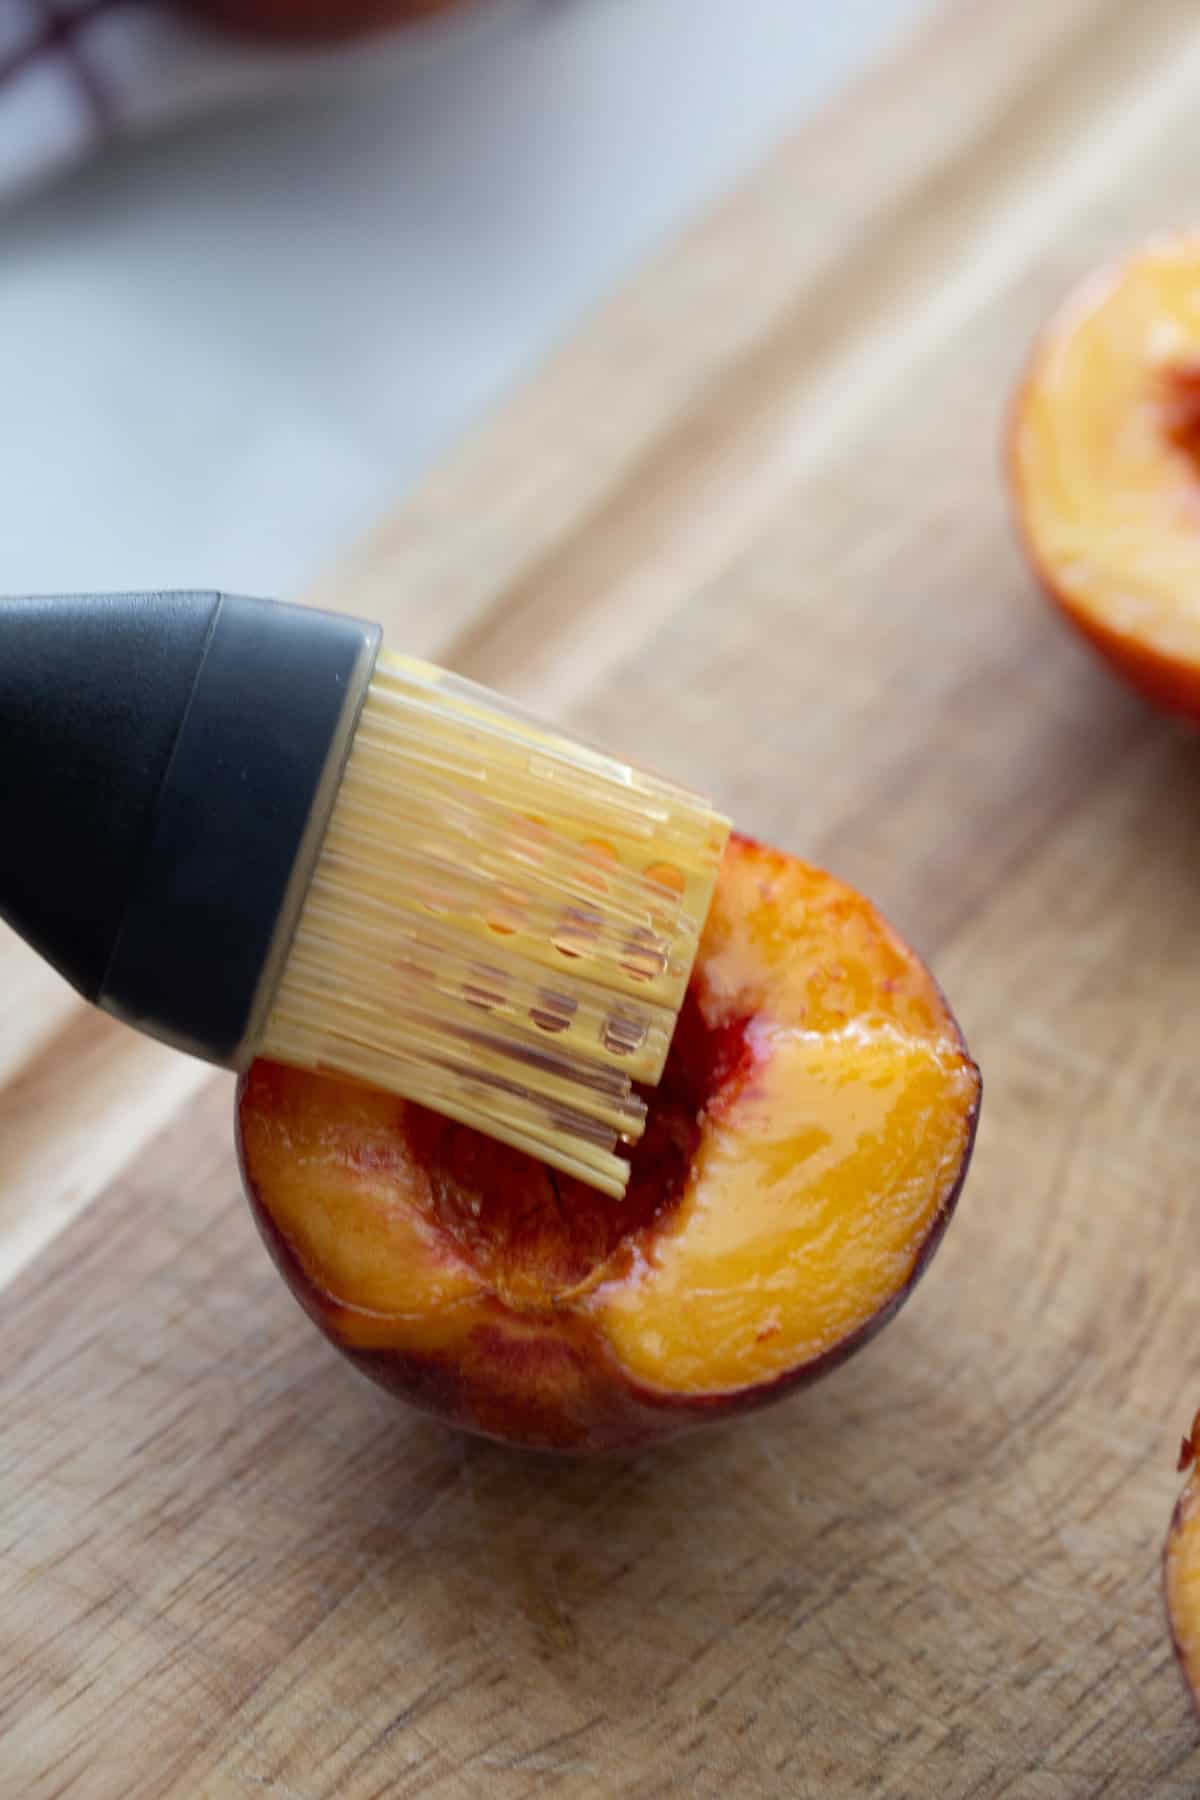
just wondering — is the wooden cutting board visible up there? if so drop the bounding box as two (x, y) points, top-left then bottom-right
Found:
(6, 1), (1200, 1792)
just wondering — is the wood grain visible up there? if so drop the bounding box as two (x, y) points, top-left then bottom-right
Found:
(6, 0), (1200, 1792)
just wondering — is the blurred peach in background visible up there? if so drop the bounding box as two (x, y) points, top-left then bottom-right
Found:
(185, 0), (480, 43)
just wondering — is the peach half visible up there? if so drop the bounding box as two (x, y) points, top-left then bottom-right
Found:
(1010, 233), (1200, 719)
(238, 835), (981, 1452)
(1167, 1410), (1200, 1712)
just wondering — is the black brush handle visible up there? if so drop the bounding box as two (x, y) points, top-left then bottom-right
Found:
(0, 591), (380, 1064)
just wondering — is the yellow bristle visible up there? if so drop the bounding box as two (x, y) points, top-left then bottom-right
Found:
(259, 652), (730, 1197)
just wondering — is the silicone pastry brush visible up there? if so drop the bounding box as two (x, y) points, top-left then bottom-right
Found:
(0, 592), (729, 1196)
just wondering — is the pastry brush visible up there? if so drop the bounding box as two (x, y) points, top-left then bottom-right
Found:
(0, 591), (729, 1197)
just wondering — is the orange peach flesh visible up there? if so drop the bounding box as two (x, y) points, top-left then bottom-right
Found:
(1011, 234), (1200, 718)
(239, 836), (979, 1450)
(1167, 1414), (1200, 1710)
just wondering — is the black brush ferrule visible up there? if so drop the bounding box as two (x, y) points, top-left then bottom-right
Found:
(0, 591), (380, 1065)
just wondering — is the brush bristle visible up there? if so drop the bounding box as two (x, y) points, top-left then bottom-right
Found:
(258, 653), (730, 1196)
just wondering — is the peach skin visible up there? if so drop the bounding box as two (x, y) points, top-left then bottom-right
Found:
(1167, 1410), (1200, 1713)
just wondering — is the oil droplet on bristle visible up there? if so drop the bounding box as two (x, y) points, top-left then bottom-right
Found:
(644, 862), (685, 898)
(486, 887), (528, 936)
(464, 967), (507, 1011)
(603, 1012), (647, 1057)
(644, 861), (687, 928)
(553, 904), (603, 959)
(510, 815), (551, 864)
(531, 991), (577, 1034)
(621, 928), (667, 982)
(578, 840), (618, 893)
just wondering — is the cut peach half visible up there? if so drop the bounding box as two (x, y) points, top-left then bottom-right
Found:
(1010, 232), (1200, 718)
(1167, 1410), (1200, 1712)
(238, 835), (980, 1452)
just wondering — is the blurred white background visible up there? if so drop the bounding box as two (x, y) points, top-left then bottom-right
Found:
(0, 0), (929, 600)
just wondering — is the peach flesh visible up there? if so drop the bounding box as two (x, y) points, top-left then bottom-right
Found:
(238, 835), (981, 1452)
(1167, 1411), (1200, 1712)
(1010, 233), (1200, 721)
